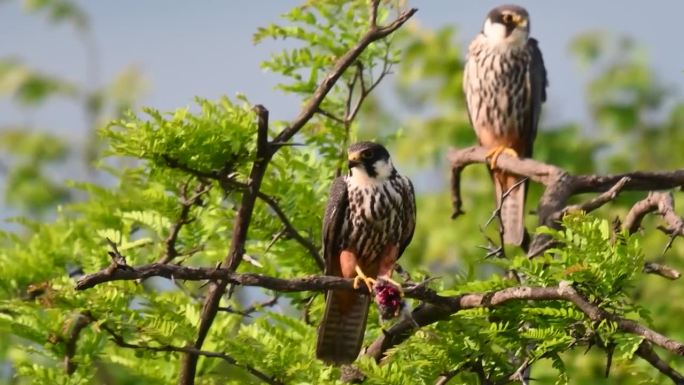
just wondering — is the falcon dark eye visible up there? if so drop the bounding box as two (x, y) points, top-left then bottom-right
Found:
(361, 150), (374, 159)
(502, 14), (512, 24)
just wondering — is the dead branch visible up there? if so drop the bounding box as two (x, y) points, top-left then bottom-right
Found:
(643, 262), (681, 280)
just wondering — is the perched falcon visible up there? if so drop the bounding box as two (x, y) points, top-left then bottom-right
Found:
(316, 142), (416, 365)
(463, 4), (547, 246)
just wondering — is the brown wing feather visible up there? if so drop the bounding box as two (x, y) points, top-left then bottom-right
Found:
(398, 178), (416, 258)
(525, 37), (548, 157)
(316, 177), (369, 364)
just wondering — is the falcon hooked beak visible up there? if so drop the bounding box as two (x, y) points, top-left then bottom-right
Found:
(482, 5), (530, 45)
(347, 151), (362, 169)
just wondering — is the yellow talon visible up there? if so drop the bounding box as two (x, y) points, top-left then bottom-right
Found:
(486, 146), (518, 169)
(353, 265), (376, 293)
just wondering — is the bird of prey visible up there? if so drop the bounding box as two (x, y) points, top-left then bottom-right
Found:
(316, 141), (416, 365)
(463, 4), (547, 246)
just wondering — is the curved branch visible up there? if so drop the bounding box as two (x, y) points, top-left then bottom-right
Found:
(75, 263), (684, 358)
(448, 146), (684, 257)
(624, 192), (684, 236)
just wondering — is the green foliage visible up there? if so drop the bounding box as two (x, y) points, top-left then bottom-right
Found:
(0, 130), (70, 213)
(0, 60), (78, 105)
(105, 97), (257, 176)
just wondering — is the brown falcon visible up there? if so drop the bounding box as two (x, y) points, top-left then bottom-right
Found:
(316, 142), (416, 365)
(463, 4), (548, 246)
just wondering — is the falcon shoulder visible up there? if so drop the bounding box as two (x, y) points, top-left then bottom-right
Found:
(322, 176), (348, 275)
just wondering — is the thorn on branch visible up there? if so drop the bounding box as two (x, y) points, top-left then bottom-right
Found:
(105, 238), (133, 274)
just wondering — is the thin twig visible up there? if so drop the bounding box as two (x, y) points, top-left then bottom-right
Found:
(100, 324), (283, 385)
(159, 182), (211, 264)
(561, 176), (630, 216)
(217, 294), (280, 317)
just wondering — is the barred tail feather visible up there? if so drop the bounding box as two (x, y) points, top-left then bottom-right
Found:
(494, 172), (526, 246)
(316, 290), (370, 365)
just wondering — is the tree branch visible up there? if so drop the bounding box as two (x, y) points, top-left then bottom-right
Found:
(636, 341), (684, 385)
(217, 294), (280, 317)
(269, 6), (417, 149)
(624, 192), (684, 236)
(447, 146), (684, 257)
(159, 181), (211, 264)
(62, 312), (93, 375)
(561, 176), (630, 216)
(100, 323), (282, 385)
(224, 178), (324, 270)
(643, 262), (681, 280)
(179, 105), (271, 385)
(75, 263), (684, 359)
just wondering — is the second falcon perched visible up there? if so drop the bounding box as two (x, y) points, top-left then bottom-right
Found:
(463, 4), (548, 246)
(316, 142), (416, 365)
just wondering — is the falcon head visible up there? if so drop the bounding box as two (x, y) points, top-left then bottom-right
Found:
(482, 4), (530, 47)
(347, 141), (395, 183)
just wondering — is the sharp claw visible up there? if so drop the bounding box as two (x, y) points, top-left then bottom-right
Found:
(354, 265), (376, 293)
(352, 276), (361, 290)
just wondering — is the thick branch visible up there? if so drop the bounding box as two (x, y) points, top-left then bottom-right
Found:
(75, 264), (684, 358)
(624, 192), (684, 236)
(179, 105), (271, 384)
(448, 146), (684, 258)
(225, 178), (324, 270)
(636, 341), (684, 385)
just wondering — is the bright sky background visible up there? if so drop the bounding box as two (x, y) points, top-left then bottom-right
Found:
(1, 0), (683, 220)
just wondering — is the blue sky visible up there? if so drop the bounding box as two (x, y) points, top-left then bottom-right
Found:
(2, 1), (683, 135)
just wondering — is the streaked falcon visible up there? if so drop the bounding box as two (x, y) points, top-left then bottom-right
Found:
(463, 4), (548, 246)
(316, 142), (416, 365)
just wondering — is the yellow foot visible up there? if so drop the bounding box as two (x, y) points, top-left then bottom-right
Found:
(486, 146), (518, 169)
(353, 265), (376, 293)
